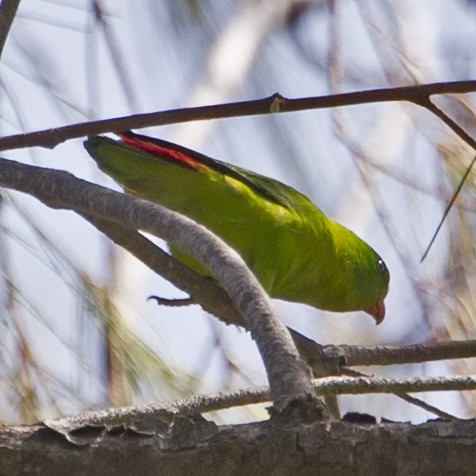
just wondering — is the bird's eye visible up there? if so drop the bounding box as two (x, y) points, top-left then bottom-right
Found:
(377, 259), (387, 275)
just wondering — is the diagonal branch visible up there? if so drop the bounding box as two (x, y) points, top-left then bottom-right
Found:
(414, 97), (476, 261)
(1, 81), (476, 151)
(79, 213), (246, 328)
(0, 157), (326, 421)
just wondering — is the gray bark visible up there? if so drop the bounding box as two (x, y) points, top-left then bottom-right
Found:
(0, 157), (326, 420)
(1, 417), (475, 475)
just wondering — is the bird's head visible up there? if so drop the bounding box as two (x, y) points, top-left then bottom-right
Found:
(329, 222), (390, 324)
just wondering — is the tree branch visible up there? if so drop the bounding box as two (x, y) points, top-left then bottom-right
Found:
(315, 374), (476, 397)
(1, 81), (476, 151)
(79, 213), (246, 328)
(0, 0), (20, 59)
(43, 374), (476, 436)
(0, 157), (326, 421)
(321, 339), (476, 368)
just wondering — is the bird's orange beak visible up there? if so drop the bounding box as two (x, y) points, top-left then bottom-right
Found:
(365, 300), (386, 325)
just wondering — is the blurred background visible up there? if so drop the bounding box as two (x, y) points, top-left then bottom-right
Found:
(0, 0), (475, 424)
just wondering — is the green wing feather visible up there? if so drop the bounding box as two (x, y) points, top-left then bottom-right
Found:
(117, 131), (317, 212)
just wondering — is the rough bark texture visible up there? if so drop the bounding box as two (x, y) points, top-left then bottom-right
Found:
(1, 417), (475, 475)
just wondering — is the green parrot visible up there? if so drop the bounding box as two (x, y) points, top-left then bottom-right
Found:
(84, 131), (390, 324)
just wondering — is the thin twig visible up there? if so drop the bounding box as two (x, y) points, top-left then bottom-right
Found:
(417, 97), (476, 150)
(341, 368), (457, 420)
(420, 153), (476, 262)
(45, 374), (476, 432)
(326, 339), (476, 368)
(315, 374), (476, 396)
(412, 98), (476, 261)
(393, 392), (457, 421)
(2, 81), (476, 151)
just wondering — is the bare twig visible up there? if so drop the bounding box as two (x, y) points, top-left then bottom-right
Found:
(147, 296), (194, 307)
(315, 374), (476, 396)
(324, 339), (476, 368)
(2, 81), (476, 152)
(341, 367), (457, 421)
(420, 153), (476, 262)
(413, 98), (476, 261)
(393, 392), (457, 421)
(416, 97), (476, 150)
(298, 336), (476, 419)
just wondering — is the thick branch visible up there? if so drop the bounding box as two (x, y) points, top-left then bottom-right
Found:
(0, 157), (325, 420)
(3, 418), (476, 475)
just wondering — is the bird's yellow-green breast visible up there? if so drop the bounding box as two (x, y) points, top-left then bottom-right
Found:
(84, 132), (390, 324)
